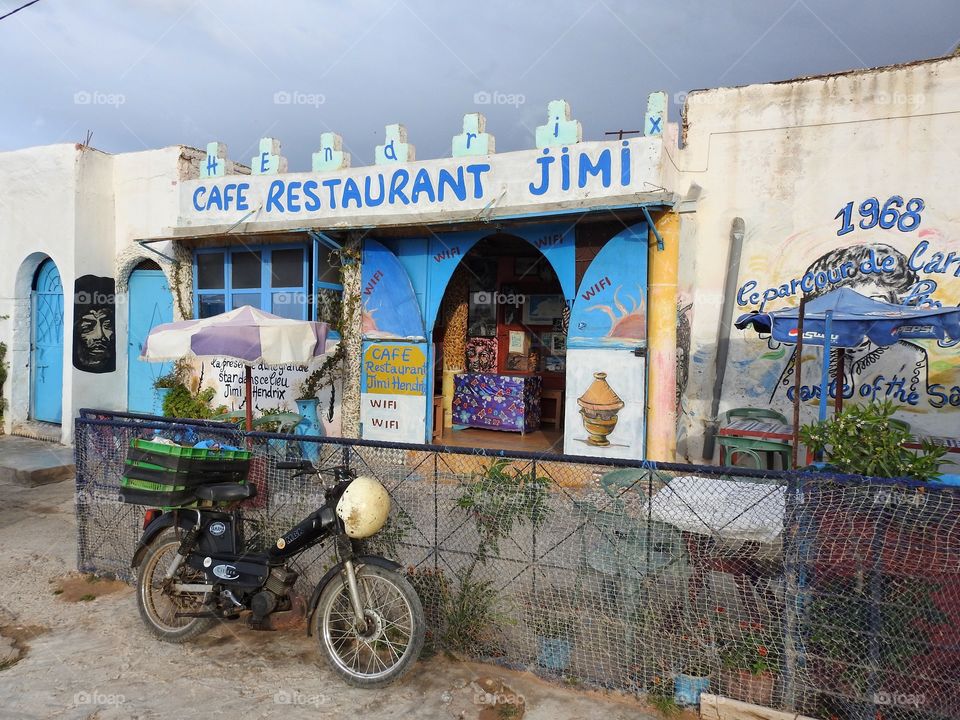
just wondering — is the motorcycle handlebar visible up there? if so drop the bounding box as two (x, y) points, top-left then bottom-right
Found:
(275, 461), (354, 482)
(276, 460), (315, 471)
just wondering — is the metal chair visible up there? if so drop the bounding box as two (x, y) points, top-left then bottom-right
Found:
(574, 470), (689, 654)
(721, 407), (792, 469)
(889, 418), (911, 433)
(724, 407), (789, 424)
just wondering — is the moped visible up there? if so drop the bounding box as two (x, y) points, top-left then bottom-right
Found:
(130, 460), (424, 687)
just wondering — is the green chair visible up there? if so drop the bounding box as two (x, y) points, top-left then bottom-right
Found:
(889, 418), (911, 433)
(721, 407), (792, 470)
(574, 472), (689, 663)
(725, 407), (789, 424)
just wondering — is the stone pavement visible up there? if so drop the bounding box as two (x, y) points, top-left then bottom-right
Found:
(0, 468), (665, 720)
(0, 435), (74, 487)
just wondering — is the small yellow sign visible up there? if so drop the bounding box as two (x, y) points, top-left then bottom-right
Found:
(363, 344), (427, 396)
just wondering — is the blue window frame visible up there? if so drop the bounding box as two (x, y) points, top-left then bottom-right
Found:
(193, 244), (342, 327)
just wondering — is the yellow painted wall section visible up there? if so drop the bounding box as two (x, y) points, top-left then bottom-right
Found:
(646, 212), (679, 460)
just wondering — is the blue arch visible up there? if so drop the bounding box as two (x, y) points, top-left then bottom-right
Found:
(568, 221), (648, 349)
(361, 239), (425, 339)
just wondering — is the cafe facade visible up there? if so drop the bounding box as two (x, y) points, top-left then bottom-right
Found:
(3, 54), (959, 456)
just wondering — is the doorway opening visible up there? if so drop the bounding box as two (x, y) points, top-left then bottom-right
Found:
(432, 234), (567, 453)
(30, 258), (64, 424)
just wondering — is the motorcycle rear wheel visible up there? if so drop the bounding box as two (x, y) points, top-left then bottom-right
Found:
(136, 528), (214, 643)
(314, 564), (425, 687)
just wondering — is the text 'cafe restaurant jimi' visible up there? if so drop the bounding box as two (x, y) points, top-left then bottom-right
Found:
(166, 97), (682, 462)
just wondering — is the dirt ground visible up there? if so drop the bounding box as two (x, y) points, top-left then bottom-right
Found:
(0, 474), (665, 720)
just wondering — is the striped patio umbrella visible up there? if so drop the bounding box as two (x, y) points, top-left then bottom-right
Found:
(141, 306), (330, 430)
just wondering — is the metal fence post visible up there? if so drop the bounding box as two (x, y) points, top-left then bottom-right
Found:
(782, 468), (803, 711)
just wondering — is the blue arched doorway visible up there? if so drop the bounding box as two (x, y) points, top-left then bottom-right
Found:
(127, 265), (173, 414)
(31, 258), (64, 423)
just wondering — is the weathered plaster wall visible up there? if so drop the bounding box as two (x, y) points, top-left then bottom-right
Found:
(0, 144), (79, 440)
(0, 143), (194, 441)
(675, 56), (960, 460)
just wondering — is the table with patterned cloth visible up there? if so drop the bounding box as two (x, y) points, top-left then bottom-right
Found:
(452, 373), (542, 433)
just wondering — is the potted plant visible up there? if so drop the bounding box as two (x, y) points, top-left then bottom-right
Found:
(674, 661), (711, 708)
(719, 623), (778, 707)
(799, 400), (946, 481)
(151, 370), (176, 413)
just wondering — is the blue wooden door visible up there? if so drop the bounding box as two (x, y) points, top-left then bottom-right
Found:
(31, 259), (64, 423)
(128, 270), (173, 414)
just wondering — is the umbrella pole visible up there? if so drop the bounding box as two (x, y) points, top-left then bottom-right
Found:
(835, 348), (846, 414)
(792, 296), (806, 469)
(244, 365), (253, 432)
(818, 310), (834, 424)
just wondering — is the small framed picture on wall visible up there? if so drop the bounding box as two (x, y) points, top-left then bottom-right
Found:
(522, 294), (565, 325)
(468, 292), (497, 337)
(551, 333), (566, 354)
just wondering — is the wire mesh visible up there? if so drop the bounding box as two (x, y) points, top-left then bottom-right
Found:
(74, 412), (960, 719)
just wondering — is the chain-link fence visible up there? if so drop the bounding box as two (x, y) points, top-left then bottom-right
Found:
(74, 409), (960, 719)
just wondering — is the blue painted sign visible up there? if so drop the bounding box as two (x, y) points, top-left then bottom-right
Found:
(187, 142), (643, 216)
(361, 240), (425, 340)
(568, 222), (648, 349)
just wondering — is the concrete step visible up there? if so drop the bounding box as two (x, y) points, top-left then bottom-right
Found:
(10, 422), (62, 443)
(0, 435), (75, 487)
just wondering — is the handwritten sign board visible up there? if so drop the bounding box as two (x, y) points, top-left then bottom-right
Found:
(360, 341), (428, 443)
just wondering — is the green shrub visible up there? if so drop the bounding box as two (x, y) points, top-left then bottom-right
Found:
(160, 383), (225, 420)
(800, 400), (946, 480)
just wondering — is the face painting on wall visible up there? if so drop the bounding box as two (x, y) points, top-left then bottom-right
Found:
(72, 275), (116, 374)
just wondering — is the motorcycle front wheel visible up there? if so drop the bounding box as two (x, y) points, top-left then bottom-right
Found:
(314, 563), (425, 688)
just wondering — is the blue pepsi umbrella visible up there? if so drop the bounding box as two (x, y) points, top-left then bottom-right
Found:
(735, 287), (960, 348)
(736, 287), (960, 424)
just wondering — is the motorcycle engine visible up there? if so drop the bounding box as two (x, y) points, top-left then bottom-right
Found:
(250, 568), (299, 625)
(265, 567), (298, 596)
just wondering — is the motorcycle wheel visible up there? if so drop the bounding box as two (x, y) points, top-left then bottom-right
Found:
(136, 528), (214, 643)
(314, 564), (425, 688)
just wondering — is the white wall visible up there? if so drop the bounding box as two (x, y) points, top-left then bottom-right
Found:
(675, 55), (960, 460)
(0, 143), (191, 443)
(0, 144), (79, 441)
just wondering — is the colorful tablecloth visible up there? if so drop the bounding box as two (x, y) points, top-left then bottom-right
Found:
(452, 373), (542, 433)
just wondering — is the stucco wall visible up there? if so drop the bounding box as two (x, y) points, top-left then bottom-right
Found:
(0, 144), (79, 440)
(675, 56), (960, 460)
(0, 143), (191, 442)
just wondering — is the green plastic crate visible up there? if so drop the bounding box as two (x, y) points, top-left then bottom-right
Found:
(123, 458), (245, 487)
(119, 476), (198, 508)
(127, 438), (251, 477)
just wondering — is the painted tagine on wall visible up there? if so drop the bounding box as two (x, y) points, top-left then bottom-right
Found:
(577, 371), (625, 446)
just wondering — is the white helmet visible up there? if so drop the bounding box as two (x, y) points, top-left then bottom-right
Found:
(335, 476), (391, 539)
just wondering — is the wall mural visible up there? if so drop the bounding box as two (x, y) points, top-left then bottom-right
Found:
(563, 350), (646, 458)
(198, 355), (343, 436)
(361, 239), (425, 340)
(731, 195), (960, 433)
(73, 274), (116, 373)
(564, 222), (649, 459)
(567, 222), (648, 349)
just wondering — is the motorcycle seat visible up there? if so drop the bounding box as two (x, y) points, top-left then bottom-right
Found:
(195, 483), (255, 503)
